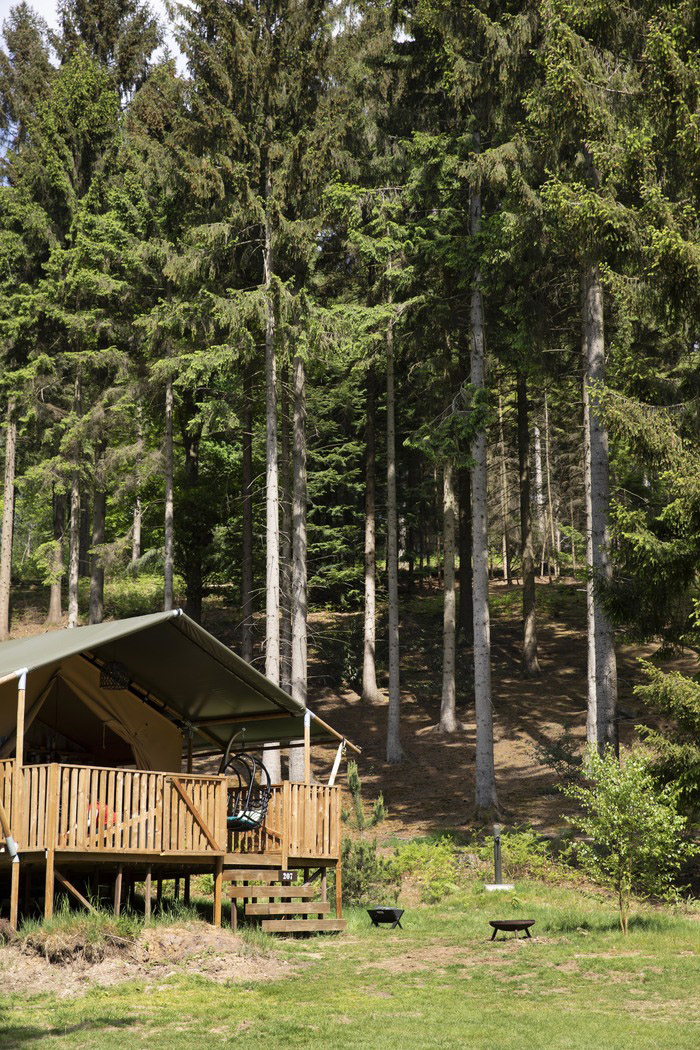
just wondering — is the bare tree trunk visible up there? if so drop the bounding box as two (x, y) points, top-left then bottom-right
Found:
(498, 389), (511, 584)
(570, 495), (577, 573)
(544, 392), (558, 581)
(439, 460), (459, 732)
(183, 422), (202, 623)
(240, 364), (254, 662)
(362, 373), (379, 702)
(470, 182), (497, 813)
(132, 497), (142, 564)
(0, 401), (16, 641)
(517, 373), (540, 675)
(67, 376), (82, 629)
(79, 490), (91, 578)
(263, 197), (281, 783)
(385, 319), (403, 763)
(88, 451), (106, 625)
(458, 468), (473, 642)
(132, 414), (143, 564)
(280, 362), (292, 696)
(534, 421), (545, 573)
(582, 262), (618, 754)
(288, 355), (307, 783)
(46, 489), (65, 625)
(163, 377), (174, 611)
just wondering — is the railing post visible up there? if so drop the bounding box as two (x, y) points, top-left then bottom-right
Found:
(44, 763), (60, 920)
(282, 781), (290, 870)
(303, 710), (311, 784)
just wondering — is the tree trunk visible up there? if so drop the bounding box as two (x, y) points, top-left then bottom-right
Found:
(280, 362), (292, 696)
(498, 389), (511, 584)
(517, 373), (540, 675)
(458, 468), (473, 642)
(439, 460), (459, 732)
(79, 490), (91, 578)
(0, 401), (17, 641)
(67, 376), (82, 629)
(132, 497), (142, 564)
(570, 495), (577, 573)
(132, 413), (143, 564)
(240, 364), (254, 662)
(543, 392), (558, 580)
(582, 262), (618, 753)
(163, 377), (174, 611)
(88, 452), (106, 625)
(534, 421), (545, 572)
(470, 182), (497, 813)
(362, 373), (379, 703)
(385, 318), (403, 763)
(183, 423), (202, 623)
(263, 195), (281, 783)
(288, 355), (307, 783)
(46, 489), (65, 625)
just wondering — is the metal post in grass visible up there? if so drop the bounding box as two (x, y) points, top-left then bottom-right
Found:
(485, 824), (514, 892)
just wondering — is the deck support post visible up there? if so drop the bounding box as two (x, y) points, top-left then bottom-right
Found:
(44, 852), (55, 920)
(44, 763), (59, 921)
(335, 859), (342, 920)
(9, 858), (20, 931)
(184, 876), (190, 906)
(303, 709), (311, 784)
(213, 856), (223, 928)
(156, 878), (163, 911)
(144, 866), (152, 920)
(174, 877), (180, 901)
(114, 864), (123, 917)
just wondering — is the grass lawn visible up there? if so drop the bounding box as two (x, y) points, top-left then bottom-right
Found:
(1, 881), (698, 1049)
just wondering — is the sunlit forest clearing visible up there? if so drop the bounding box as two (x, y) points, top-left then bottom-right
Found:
(1, 0), (700, 1046)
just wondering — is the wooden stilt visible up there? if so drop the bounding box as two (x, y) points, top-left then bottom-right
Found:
(335, 859), (342, 920)
(184, 875), (190, 906)
(44, 850), (55, 920)
(174, 877), (180, 901)
(114, 864), (123, 917)
(213, 857), (223, 928)
(156, 878), (163, 911)
(9, 860), (20, 931)
(144, 866), (152, 920)
(230, 896), (238, 933)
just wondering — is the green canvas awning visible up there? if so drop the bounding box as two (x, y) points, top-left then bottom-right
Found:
(0, 610), (355, 770)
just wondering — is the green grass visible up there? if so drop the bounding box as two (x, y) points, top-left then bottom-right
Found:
(2, 881), (698, 1049)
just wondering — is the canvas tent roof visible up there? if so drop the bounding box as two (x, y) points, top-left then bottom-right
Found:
(0, 610), (348, 772)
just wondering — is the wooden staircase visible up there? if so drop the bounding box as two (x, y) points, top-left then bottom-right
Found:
(225, 867), (346, 935)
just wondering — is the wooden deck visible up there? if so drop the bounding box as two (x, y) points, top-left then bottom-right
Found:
(0, 758), (343, 929)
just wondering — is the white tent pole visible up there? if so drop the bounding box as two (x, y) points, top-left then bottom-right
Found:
(327, 739), (346, 787)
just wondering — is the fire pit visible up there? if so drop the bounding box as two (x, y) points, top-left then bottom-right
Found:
(367, 907), (404, 929)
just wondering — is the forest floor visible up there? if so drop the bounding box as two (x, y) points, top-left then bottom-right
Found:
(2, 882), (699, 1049)
(7, 577), (697, 835)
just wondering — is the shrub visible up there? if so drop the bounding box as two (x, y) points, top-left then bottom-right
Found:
(339, 838), (400, 907)
(392, 836), (460, 903)
(564, 747), (698, 934)
(342, 760), (386, 833)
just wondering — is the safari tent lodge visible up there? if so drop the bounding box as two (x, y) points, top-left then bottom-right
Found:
(0, 610), (358, 934)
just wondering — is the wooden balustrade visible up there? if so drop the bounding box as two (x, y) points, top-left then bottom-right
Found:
(0, 760), (341, 862)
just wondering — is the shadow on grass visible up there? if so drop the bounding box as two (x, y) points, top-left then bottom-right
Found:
(545, 911), (677, 934)
(1, 1016), (138, 1045)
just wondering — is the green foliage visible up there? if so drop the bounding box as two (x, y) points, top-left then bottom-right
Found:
(338, 837), (399, 908)
(634, 662), (700, 816)
(392, 836), (460, 903)
(563, 748), (698, 933)
(342, 760), (386, 833)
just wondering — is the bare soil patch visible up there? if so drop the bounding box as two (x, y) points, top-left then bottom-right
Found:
(0, 924), (295, 998)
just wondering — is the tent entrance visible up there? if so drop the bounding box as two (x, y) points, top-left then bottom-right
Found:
(24, 678), (136, 768)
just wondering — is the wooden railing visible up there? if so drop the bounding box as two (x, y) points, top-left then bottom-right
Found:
(0, 761), (226, 855)
(229, 782), (341, 862)
(0, 761), (341, 863)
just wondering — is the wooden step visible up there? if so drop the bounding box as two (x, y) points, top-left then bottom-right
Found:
(223, 869), (284, 883)
(228, 885), (316, 899)
(246, 902), (330, 916)
(260, 918), (347, 934)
